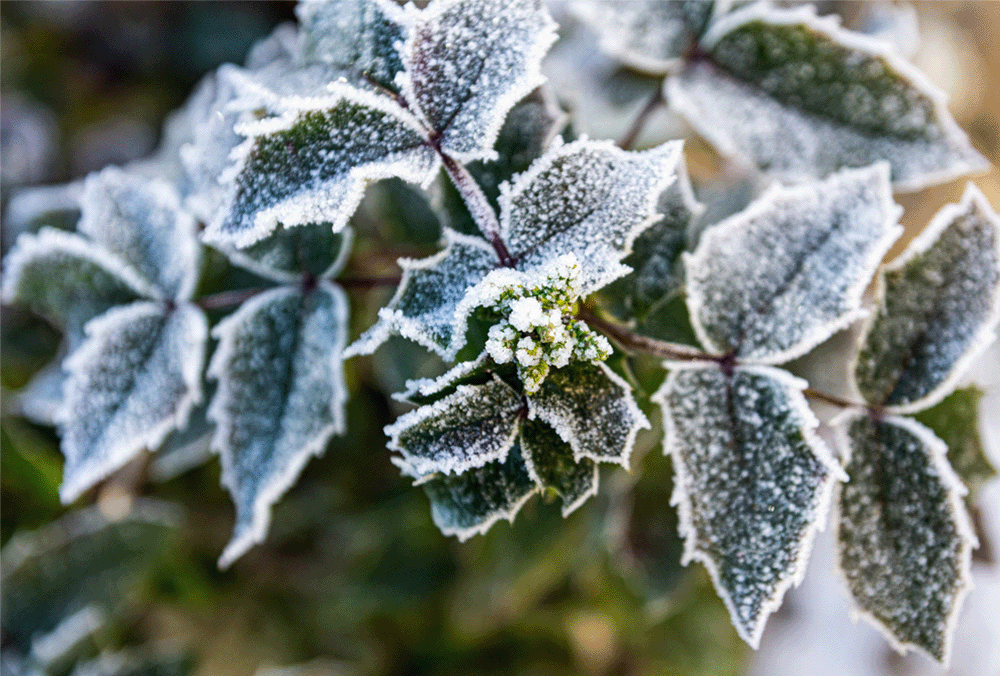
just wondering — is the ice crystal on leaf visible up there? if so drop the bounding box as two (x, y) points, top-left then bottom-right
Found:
(686, 163), (902, 364)
(836, 414), (976, 664)
(653, 364), (843, 648)
(854, 184), (1000, 412)
(666, 3), (988, 190)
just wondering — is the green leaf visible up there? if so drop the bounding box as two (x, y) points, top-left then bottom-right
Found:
(221, 224), (353, 283)
(572, 0), (715, 74)
(854, 184), (1000, 412)
(204, 85), (439, 248)
(399, 0), (558, 162)
(527, 361), (649, 467)
(421, 444), (537, 541)
(386, 375), (524, 477)
(686, 164), (902, 364)
(520, 417), (597, 516)
(653, 364), (843, 648)
(914, 387), (996, 496)
(1, 228), (154, 349)
(296, 0), (406, 90)
(667, 4), (988, 190)
(208, 282), (348, 568)
(837, 414), (976, 664)
(501, 138), (684, 293)
(59, 302), (208, 504)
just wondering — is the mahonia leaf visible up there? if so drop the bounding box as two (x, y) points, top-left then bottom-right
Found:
(501, 138), (684, 293)
(221, 224), (353, 284)
(520, 417), (598, 516)
(654, 364), (843, 648)
(59, 302), (208, 503)
(394, 350), (497, 406)
(347, 228), (497, 358)
(527, 361), (649, 468)
(914, 387), (997, 495)
(208, 282), (348, 567)
(667, 4), (988, 190)
(77, 167), (201, 301)
(420, 444), (537, 541)
(686, 163), (902, 364)
(837, 414), (976, 664)
(205, 86), (440, 248)
(4, 181), (82, 238)
(854, 184), (1000, 412)
(296, 0), (405, 90)
(385, 375), (524, 477)
(1, 228), (155, 347)
(399, 0), (558, 163)
(244, 22), (299, 70)
(572, 0), (715, 74)
(606, 157), (704, 321)
(149, 398), (214, 483)
(14, 353), (67, 426)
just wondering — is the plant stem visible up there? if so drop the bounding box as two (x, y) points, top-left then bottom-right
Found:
(195, 286), (271, 311)
(616, 87), (665, 150)
(338, 275), (402, 289)
(438, 152), (515, 267)
(579, 307), (711, 362)
(802, 388), (864, 410)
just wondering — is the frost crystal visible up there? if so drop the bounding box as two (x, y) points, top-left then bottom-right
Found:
(854, 184), (1000, 412)
(667, 4), (988, 190)
(837, 414), (976, 664)
(686, 164), (902, 364)
(654, 364), (843, 648)
(478, 254), (611, 392)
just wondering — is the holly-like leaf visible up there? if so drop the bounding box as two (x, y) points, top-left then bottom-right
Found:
(204, 86), (440, 248)
(13, 354), (67, 426)
(854, 184), (1000, 412)
(527, 361), (648, 468)
(501, 139), (684, 294)
(399, 0), (558, 163)
(221, 224), (353, 284)
(77, 167), (201, 301)
(207, 282), (348, 568)
(666, 4), (988, 190)
(572, 0), (715, 74)
(394, 350), (498, 406)
(347, 228), (498, 359)
(296, 0), (406, 90)
(421, 444), (537, 541)
(3, 181), (82, 239)
(686, 163), (902, 364)
(606, 157), (703, 321)
(385, 375), (524, 477)
(2, 228), (155, 347)
(59, 302), (208, 504)
(914, 387), (997, 495)
(837, 414), (976, 664)
(654, 364), (843, 648)
(520, 417), (597, 516)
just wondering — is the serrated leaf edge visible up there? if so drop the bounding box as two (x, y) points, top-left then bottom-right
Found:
(832, 412), (977, 666)
(653, 362), (845, 648)
(570, 0), (687, 76)
(393, 349), (490, 403)
(519, 429), (599, 518)
(683, 163), (903, 364)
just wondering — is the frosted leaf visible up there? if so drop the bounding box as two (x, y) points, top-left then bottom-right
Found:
(394, 350), (497, 406)
(221, 60), (352, 111)
(608, 157), (704, 320)
(837, 414), (976, 664)
(653, 364), (843, 648)
(3, 181), (81, 239)
(59, 302), (208, 504)
(520, 417), (598, 517)
(399, 0), (558, 162)
(296, 0), (406, 90)
(207, 282), (348, 568)
(667, 5), (988, 190)
(244, 22), (299, 69)
(346, 228), (497, 359)
(686, 164), (902, 364)
(221, 224), (353, 284)
(421, 444), (537, 541)
(914, 387), (997, 495)
(205, 85), (438, 248)
(527, 361), (648, 467)
(854, 184), (1000, 412)
(1, 228), (155, 347)
(77, 167), (201, 301)
(385, 375), (524, 477)
(149, 399), (214, 482)
(571, 0), (714, 74)
(14, 355), (67, 426)
(501, 139), (683, 293)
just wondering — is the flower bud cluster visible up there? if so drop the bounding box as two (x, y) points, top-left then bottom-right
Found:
(480, 254), (611, 393)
